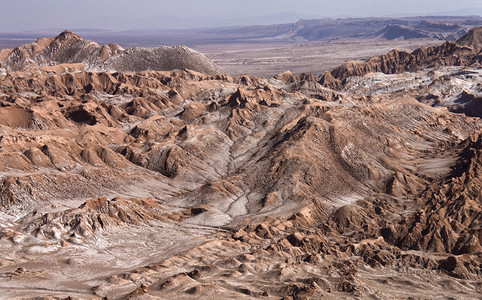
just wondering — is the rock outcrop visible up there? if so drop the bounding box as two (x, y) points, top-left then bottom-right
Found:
(319, 28), (482, 87)
(327, 41), (479, 85)
(457, 25), (482, 51)
(0, 31), (223, 74)
(374, 24), (429, 40)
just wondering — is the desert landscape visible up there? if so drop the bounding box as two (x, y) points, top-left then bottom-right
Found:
(0, 14), (481, 300)
(1, 16), (481, 77)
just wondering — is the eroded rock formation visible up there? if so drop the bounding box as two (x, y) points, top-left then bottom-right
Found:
(0, 30), (480, 299)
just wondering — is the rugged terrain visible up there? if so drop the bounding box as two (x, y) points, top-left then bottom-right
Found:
(0, 30), (481, 299)
(2, 17), (480, 78)
(0, 31), (221, 75)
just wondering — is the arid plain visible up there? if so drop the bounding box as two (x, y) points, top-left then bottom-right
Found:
(195, 39), (443, 77)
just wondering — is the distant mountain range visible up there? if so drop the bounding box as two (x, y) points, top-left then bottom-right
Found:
(1, 8), (481, 32)
(195, 16), (482, 42)
(0, 16), (481, 49)
(431, 7), (482, 17)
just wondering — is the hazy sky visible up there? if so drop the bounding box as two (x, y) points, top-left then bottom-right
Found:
(1, 0), (482, 32)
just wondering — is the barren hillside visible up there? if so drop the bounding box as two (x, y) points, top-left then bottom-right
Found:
(0, 31), (222, 75)
(457, 26), (482, 51)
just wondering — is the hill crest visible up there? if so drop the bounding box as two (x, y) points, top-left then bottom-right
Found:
(457, 26), (482, 50)
(0, 31), (223, 75)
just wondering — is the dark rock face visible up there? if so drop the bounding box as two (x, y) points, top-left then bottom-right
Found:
(457, 26), (482, 51)
(375, 25), (430, 40)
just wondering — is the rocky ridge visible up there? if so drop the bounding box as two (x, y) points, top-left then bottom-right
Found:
(198, 17), (482, 43)
(457, 26), (482, 51)
(326, 39), (481, 85)
(0, 31), (222, 75)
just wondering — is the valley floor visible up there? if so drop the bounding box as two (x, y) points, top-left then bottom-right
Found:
(194, 39), (443, 77)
